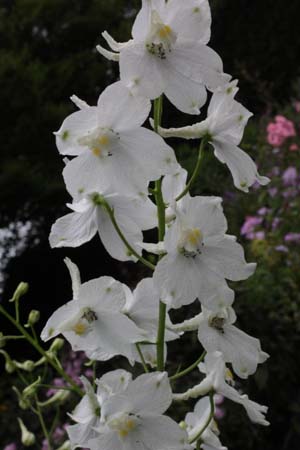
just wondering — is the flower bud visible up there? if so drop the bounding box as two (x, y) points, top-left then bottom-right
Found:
(23, 376), (41, 399)
(18, 418), (36, 446)
(179, 421), (187, 430)
(9, 282), (29, 303)
(49, 338), (64, 353)
(26, 310), (40, 327)
(56, 441), (71, 450)
(38, 389), (70, 407)
(15, 360), (35, 372)
(12, 387), (31, 410)
(0, 350), (16, 373)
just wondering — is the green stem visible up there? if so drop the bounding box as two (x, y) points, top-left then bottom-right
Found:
(170, 351), (206, 381)
(102, 201), (155, 271)
(190, 391), (215, 444)
(0, 304), (83, 397)
(153, 96), (167, 372)
(35, 394), (52, 449)
(136, 343), (149, 373)
(176, 138), (207, 202)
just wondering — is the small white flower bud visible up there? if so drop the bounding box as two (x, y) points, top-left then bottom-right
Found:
(179, 421), (187, 430)
(9, 282), (29, 303)
(18, 418), (36, 446)
(12, 387), (31, 410)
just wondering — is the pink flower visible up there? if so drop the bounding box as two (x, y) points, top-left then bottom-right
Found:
(289, 143), (299, 151)
(294, 101), (300, 113)
(241, 216), (262, 238)
(282, 167), (297, 186)
(267, 116), (296, 147)
(4, 444), (17, 450)
(284, 233), (300, 243)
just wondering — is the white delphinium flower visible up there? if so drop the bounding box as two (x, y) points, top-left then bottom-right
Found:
(49, 190), (157, 262)
(55, 81), (178, 198)
(184, 396), (227, 450)
(155, 80), (270, 191)
(41, 276), (146, 362)
(172, 304), (269, 378)
(98, 0), (230, 114)
(123, 278), (179, 366)
(67, 370), (132, 448)
(173, 352), (269, 426)
(153, 195), (256, 308)
(88, 372), (191, 450)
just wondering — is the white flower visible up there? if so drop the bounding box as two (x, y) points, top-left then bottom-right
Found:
(173, 352), (269, 426)
(49, 190), (157, 262)
(55, 81), (178, 197)
(196, 306), (269, 378)
(88, 372), (191, 450)
(155, 80), (270, 191)
(184, 397), (227, 450)
(123, 278), (179, 367)
(153, 196), (256, 308)
(98, 0), (230, 114)
(67, 371), (131, 449)
(41, 276), (146, 362)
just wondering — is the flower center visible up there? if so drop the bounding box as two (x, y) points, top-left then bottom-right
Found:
(70, 308), (98, 336)
(108, 413), (138, 439)
(146, 11), (177, 59)
(209, 316), (226, 334)
(178, 228), (204, 258)
(78, 127), (119, 158)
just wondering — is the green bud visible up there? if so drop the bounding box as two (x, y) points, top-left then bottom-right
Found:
(38, 389), (70, 407)
(49, 337), (65, 353)
(56, 440), (71, 450)
(15, 360), (35, 372)
(0, 350), (16, 373)
(18, 418), (36, 446)
(25, 310), (40, 327)
(179, 421), (187, 430)
(12, 386), (31, 410)
(0, 332), (6, 348)
(9, 282), (29, 303)
(23, 376), (41, 399)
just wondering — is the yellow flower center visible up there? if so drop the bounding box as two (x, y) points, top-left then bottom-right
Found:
(158, 25), (172, 39)
(109, 414), (137, 439)
(186, 228), (203, 247)
(72, 321), (88, 336)
(118, 418), (136, 438)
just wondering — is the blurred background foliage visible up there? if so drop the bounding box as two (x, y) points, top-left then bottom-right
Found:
(1, 0), (300, 449)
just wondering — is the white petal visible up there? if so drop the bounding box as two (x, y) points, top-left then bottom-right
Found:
(213, 139), (270, 192)
(55, 107), (98, 156)
(96, 369), (132, 404)
(70, 95), (90, 110)
(168, 40), (230, 90)
(102, 30), (130, 51)
(64, 257), (81, 300)
(162, 167), (188, 204)
(166, 0), (211, 44)
(120, 42), (166, 99)
(96, 207), (142, 262)
(88, 431), (120, 450)
(97, 81), (151, 131)
(115, 128), (179, 182)
(96, 44), (119, 62)
(127, 372), (172, 415)
(202, 236), (256, 281)
(132, 0), (166, 41)
(109, 194), (157, 230)
(199, 282), (234, 312)
(138, 415), (190, 450)
(164, 67), (207, 114)
(49, 209), (97, 249)
(78, 277), (126, 312)
(41, 300), (78, 341)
